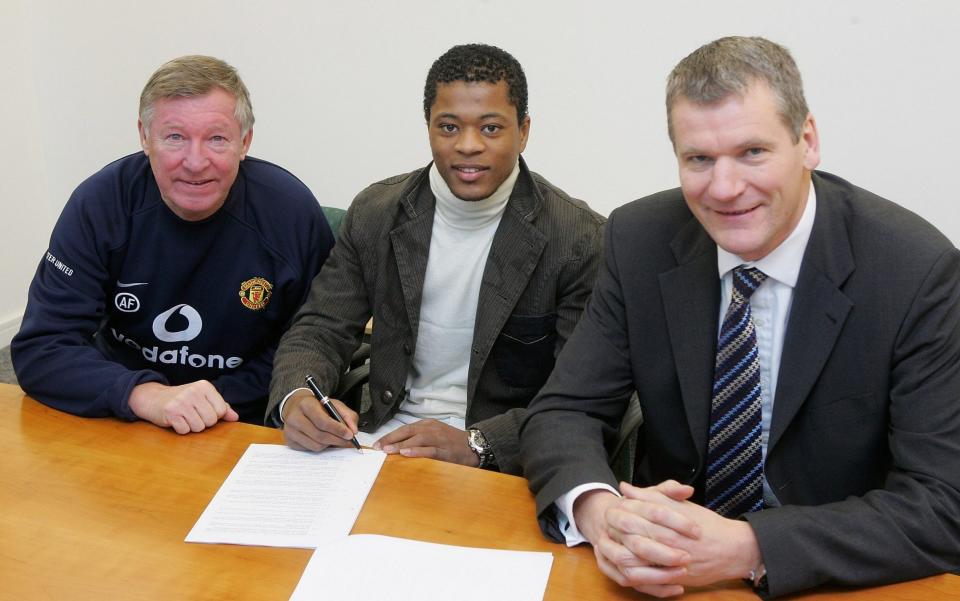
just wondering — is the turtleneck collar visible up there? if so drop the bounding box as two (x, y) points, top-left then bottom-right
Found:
(429, 161), (519, 230)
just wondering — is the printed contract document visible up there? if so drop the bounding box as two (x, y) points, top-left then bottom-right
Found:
(185, 443), (385, 548)
(290, 534), (554, 601)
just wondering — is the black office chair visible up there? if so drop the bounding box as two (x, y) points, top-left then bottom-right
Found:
(609, 393), (642, 482)
(335, 344), (370, 409)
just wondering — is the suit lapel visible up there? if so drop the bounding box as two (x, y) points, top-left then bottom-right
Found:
(469, 166), (546, 399)
(769, 175), (855, 451)
(389, 177), (436, 341)
(661, 218), (720, 465)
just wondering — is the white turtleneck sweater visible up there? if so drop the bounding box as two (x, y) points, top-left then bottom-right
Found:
(397, 162), (520, 424)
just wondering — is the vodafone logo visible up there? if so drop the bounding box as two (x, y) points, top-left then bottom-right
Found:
(152, 304), (203, 342)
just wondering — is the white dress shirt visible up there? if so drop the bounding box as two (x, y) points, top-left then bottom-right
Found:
(556, 185), (817, 545)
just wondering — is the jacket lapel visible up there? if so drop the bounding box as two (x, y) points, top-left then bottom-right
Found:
(769, 175), (854, 450)
(469, 161), (546, 398)
(389, 173), (436, 341)
(660, 218), (721, 465)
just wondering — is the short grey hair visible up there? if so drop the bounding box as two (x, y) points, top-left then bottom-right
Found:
(139, 55), (254, 137)
(666, 36), (809, 144)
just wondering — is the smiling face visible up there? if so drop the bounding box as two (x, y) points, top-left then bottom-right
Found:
(138, 87), (252, 221)
(671, 81), (820, 261)
(427, 80), (530, 201)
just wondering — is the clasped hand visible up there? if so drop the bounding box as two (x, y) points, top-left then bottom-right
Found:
(576, 480), (762, 597)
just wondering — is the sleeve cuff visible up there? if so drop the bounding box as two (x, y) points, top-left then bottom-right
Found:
(275, 387), (309, 426)
(555, 482), (620, 547)
(118, 370), (168, 421)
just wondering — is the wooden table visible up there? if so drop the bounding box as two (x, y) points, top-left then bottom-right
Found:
(1, 383), (956, 600)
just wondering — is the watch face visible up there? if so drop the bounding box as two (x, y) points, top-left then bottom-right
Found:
(469, 429), (488, 449)
(468, 429), (490, 467)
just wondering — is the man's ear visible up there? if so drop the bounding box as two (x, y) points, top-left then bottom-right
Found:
(801, 113), (820, 171)
(240, 128), (253, 160)
(137, 119), (149, 155)
(518, 115), (531, 154)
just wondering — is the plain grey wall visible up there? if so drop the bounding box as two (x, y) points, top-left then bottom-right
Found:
(2, 0), (958, 346)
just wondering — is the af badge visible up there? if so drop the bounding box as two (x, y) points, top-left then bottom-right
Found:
(239, 277), (273, 310)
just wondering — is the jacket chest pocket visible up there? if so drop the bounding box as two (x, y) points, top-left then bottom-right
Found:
(492, 313), (557, 389)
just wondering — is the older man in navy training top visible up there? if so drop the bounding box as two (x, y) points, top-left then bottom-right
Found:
(13, 55), (333, 434)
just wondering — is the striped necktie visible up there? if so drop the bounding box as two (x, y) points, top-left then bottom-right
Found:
(705, 266), (767, 518)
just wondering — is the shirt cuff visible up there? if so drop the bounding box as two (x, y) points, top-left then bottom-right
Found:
(555, 482), (620, 547)
(277, 387), (310, 425)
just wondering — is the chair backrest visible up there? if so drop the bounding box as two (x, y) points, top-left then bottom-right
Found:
(609, 393), (643, 482)
(322, 206), (347, 241)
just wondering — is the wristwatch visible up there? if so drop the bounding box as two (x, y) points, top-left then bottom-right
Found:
(466, 428), (494, 469)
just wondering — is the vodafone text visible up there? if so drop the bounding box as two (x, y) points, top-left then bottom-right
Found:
(110, 328), (243, 369)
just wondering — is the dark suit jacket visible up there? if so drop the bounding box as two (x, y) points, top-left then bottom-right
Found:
(520, 171), (960, 596)
(269, 158), (604, 475)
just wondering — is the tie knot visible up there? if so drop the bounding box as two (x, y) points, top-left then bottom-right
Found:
(732, 266), (767, 299)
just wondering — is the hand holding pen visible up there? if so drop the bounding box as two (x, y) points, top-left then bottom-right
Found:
(305, 375), (363, 452)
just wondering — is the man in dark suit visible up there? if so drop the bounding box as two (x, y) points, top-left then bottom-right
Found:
(520, 36), (960, 597)
(267, 44), (604, 475)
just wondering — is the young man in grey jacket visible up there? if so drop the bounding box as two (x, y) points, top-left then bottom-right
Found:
(267, 44), (604, 475)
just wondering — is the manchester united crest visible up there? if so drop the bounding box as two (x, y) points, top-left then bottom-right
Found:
(239, 277), (273, 310)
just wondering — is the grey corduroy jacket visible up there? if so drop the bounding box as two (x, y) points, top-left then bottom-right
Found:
(268, 158), (604, 474)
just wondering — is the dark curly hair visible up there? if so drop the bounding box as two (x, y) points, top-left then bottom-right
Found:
(423, 44), (528, 124)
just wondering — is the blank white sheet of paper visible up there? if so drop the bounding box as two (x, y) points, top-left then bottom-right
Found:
(185, 443), (385, 548)
(289, 534), (554, 601)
